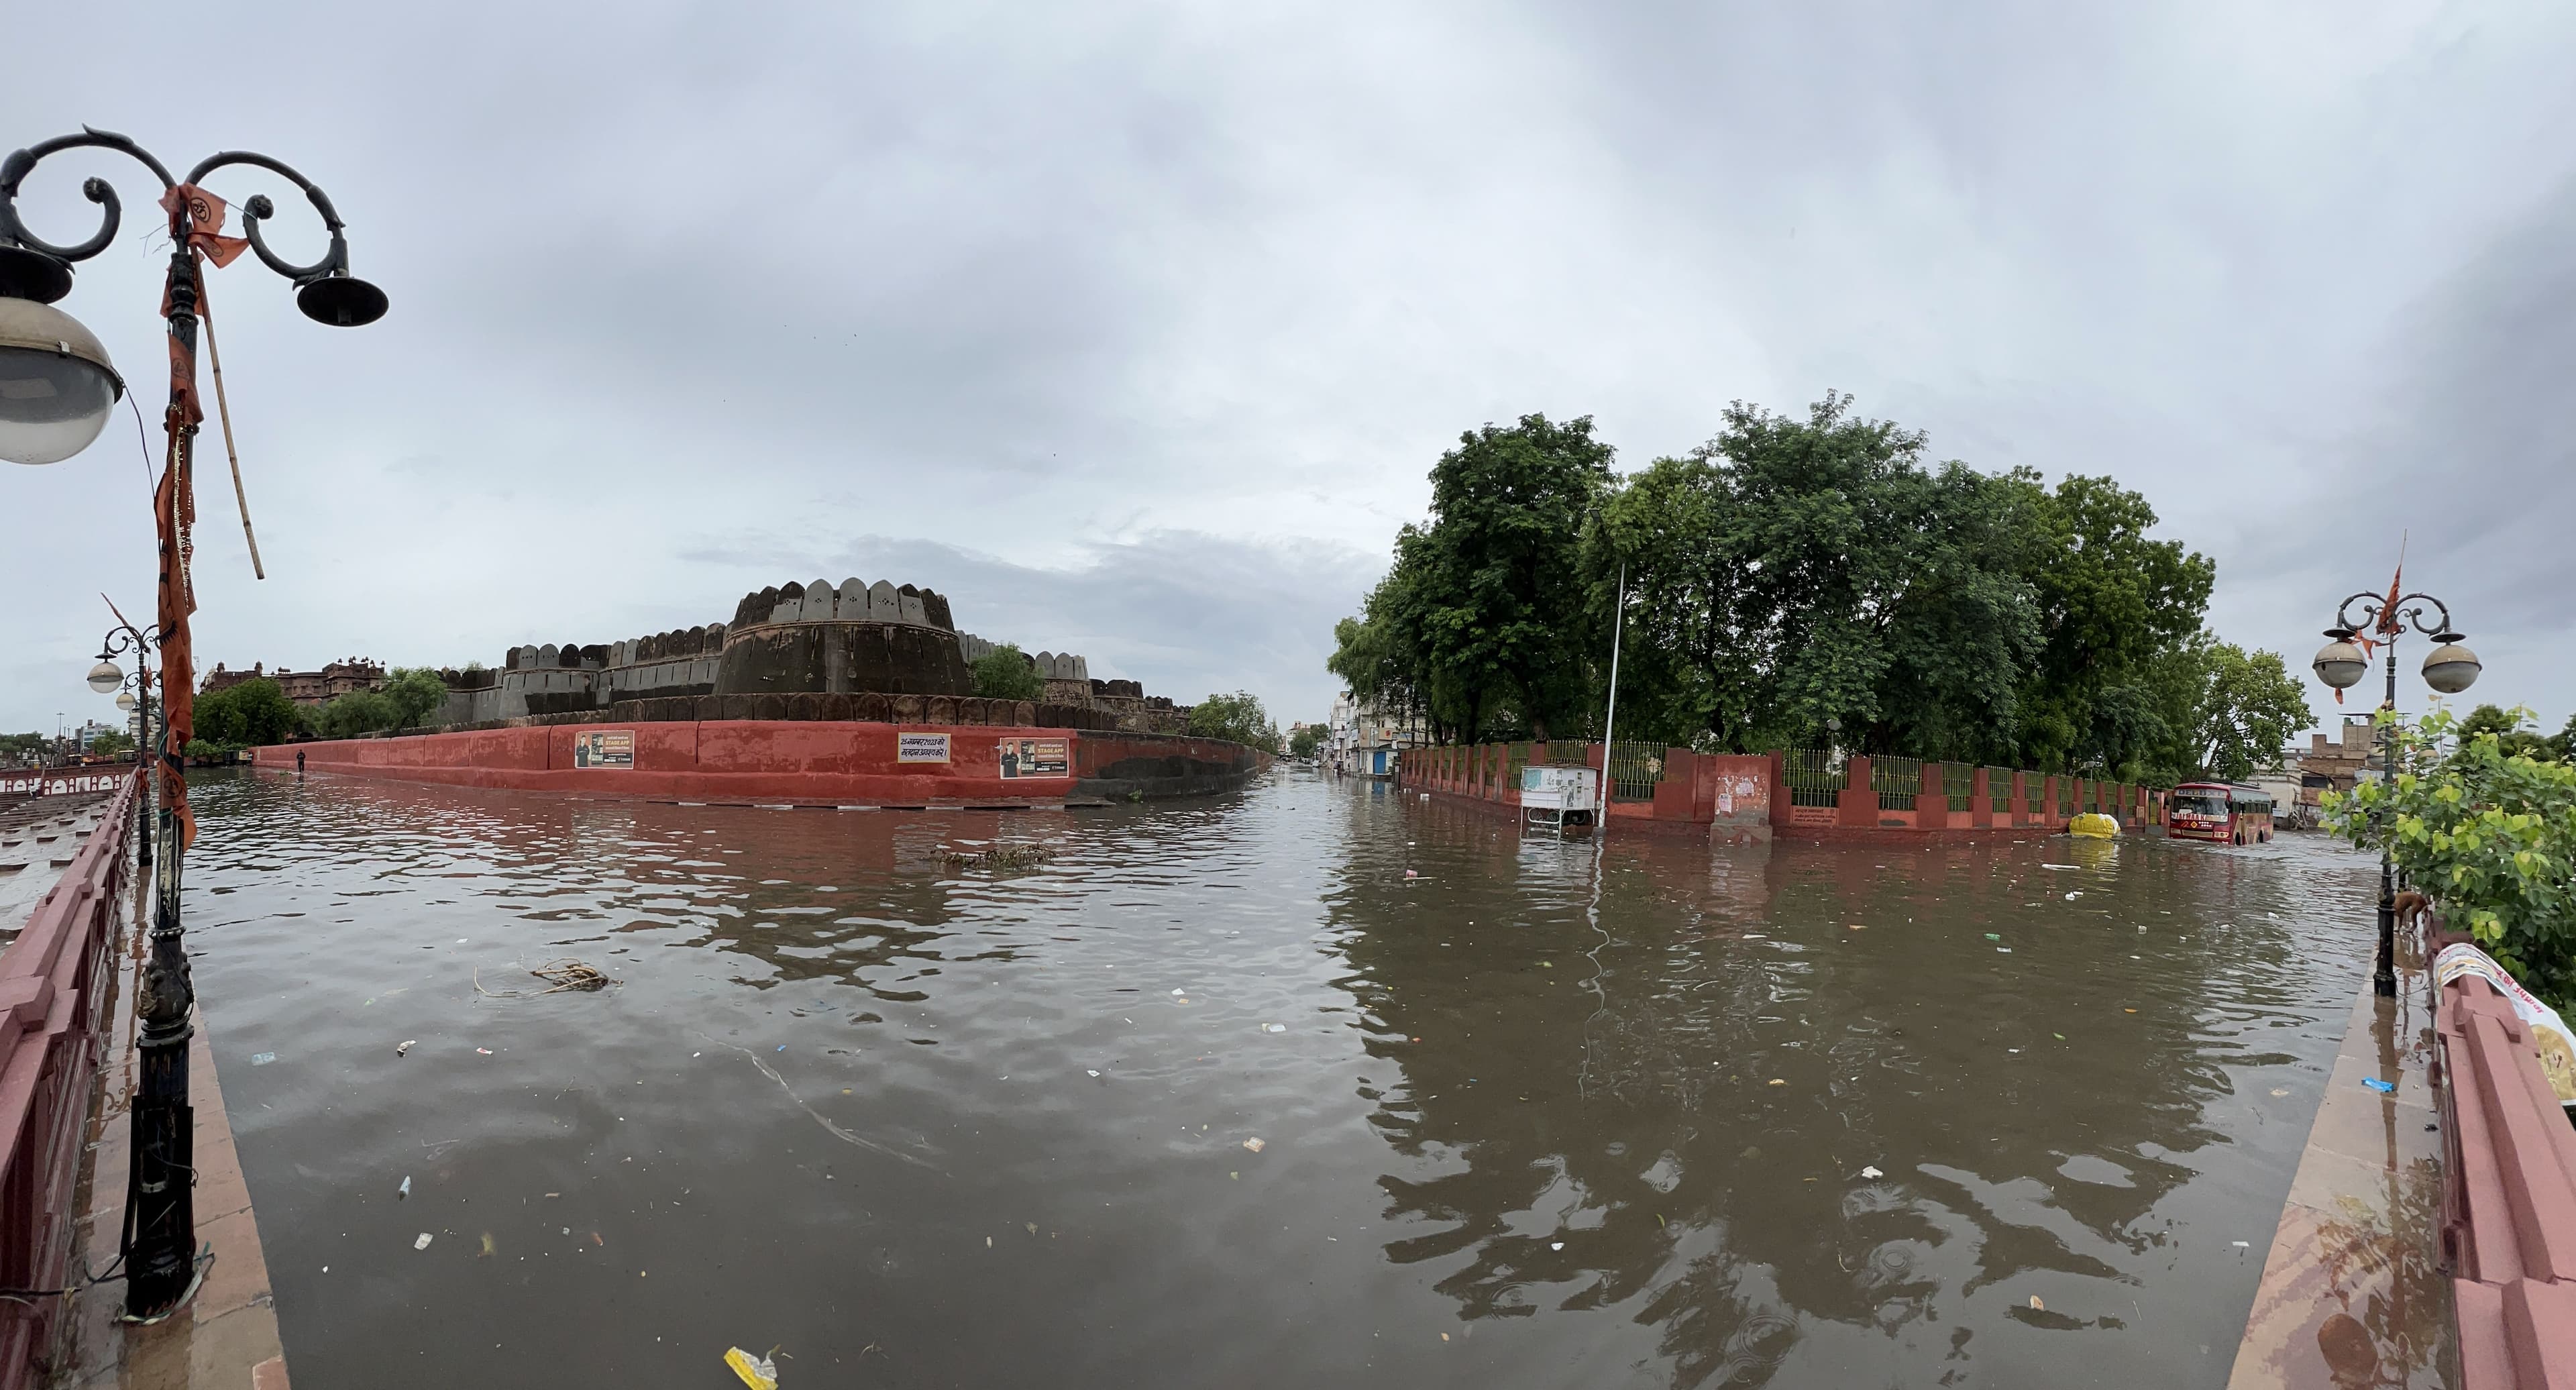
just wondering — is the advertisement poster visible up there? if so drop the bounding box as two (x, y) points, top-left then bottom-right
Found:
(898, 733), (952, 764)
(997, 737), (1069, 780)
(573, 730), (635, 769)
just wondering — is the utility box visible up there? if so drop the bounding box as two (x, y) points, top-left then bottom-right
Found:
(1519, 764), (1598, 832)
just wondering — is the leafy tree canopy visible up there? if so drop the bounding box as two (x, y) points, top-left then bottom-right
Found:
(1331, 392), (2288, 783)
(1287, 725), (1324, 760)
(971, 644), (1045, 702)
(194, 677), (300, 747)
(1187, 691), (1282, 754)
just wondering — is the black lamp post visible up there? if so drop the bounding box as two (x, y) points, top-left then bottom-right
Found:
(92, 620), (160, 868)
(1, 126), (385, 1320)
(2311, 590), (2480, 998)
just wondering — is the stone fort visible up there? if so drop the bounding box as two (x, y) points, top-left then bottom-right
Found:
(427, 578), (1190, 734)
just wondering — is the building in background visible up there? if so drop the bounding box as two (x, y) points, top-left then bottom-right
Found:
(2272, 715), (2380, 828)
(201, 659), (386, 707)
(1327, 692), (1422, 778)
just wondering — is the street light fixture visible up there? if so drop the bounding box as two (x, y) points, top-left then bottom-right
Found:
(86, 657), (122, 694)
(2313, 588), (2475, 998)
(4, 124), (386, 1320)
(0, 295), (121, 466)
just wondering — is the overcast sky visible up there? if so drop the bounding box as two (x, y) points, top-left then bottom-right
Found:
(6, 1), (2571, 738)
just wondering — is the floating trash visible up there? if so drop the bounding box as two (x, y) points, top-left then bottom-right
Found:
(397, 1175), (411, 1199)
(2363, 1077), (2397, 1094)
(413, 1232), (433, 1251)
(1242, 1136), (1267, 1153)
(1263, 1024), (1287, 1033)
(723, 1346), (779, 1389)
(1860, 1165), (1884, 1179)
(250, 1052), (276, 1066)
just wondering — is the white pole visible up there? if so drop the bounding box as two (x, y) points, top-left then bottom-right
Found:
(1599, 562), (1625, 820)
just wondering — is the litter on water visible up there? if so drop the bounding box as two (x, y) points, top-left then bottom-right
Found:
(475, 959), (618, 998)
(413, 1233), (433, 1250)
(250, 1053), (276, 1066)
(1242, 1136), (1267, 1153)
(396, 1040), (415, 1057)
(722, 1346), (780, 1390)
(2363, 1077), (2398, 1094)
(397, 1175), (411, 1199)
(1860, 1165), (1884, 1179)
(1263, 1023), (1287, 1033)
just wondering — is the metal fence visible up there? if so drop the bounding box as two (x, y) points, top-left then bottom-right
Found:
(1505, 742), (1534, 787)
(1606, 742), (1663, 802)
(1943, 762), (1975, 812)
(1780, 748), (1843, 807)
(1872, 755), (1923, 811)
(1542, 742), (1591, 767)
(1984, 767), (2014, 812)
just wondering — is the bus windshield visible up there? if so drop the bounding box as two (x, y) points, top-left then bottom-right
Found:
(2170, 790), (2231, 818)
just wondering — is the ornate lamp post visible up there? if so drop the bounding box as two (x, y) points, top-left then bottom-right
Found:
(92, 618), (161, 868)
(1, 126), (385, 1319)
(2311, 590), (2479, 998)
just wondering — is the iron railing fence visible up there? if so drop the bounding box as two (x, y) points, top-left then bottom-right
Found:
(1943, 761), (1975, 812)
(1872, 755), (1924, 811)
(1780, 748), (1843, 807)
(1606, 742), (1663, 802)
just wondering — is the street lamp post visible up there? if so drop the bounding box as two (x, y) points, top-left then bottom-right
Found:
(1, 126), (384, 1320)
(2311, 590), (2479, 998)
(93, 619), (161, 869)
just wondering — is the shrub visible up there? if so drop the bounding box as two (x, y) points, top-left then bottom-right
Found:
(971, 644), (1044, 702)
(2326, 706), (2576, 1006)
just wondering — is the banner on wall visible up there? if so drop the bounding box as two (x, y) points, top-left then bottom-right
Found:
(572, 730), (635, 769)
(997, 737), (1069, 780)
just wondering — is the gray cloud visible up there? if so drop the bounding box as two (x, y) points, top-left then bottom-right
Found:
(5, 2), (2573, 737)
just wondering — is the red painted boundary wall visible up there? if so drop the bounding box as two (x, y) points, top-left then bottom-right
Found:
(1399, 744), (2168, 839)
(254, 721), (1264, 805)
(0, 771), (136, 1390)
(2434, 967), (2576, 1386)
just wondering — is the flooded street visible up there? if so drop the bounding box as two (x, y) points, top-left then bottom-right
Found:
(184, 767), (2380, 1388)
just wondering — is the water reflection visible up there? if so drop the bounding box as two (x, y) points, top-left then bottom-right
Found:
(185, 768), (2377, 1389)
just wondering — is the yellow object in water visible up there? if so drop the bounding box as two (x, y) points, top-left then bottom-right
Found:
(724, 1347), (779, 1390)
(2069, 812), (2120, 839)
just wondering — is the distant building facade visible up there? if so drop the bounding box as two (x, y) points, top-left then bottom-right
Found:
(1328, 692), (1421, 778)
(2272, 716), (2381, 827)
(201, 659), (386, 707)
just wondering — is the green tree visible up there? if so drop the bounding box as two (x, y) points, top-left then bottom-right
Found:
(1287, 724), (1324, 760)
(193, 677), (300, 746)
(2008, 472), (2215, 775)
(1585, 394), (2041, 757)
(2327, 707), (2576, 1005)
(87, 728), (135, 757)
(0, 732), (46, 759)
(1366, 414), (1615, 742)
(2457, 704), (2560, 761)
(317, 690), (397, 739)
(1187, 691), (1282, 753)
(971, 644), (1045, 701)
(382, 667), (449, 728)
(2171, 639), (2312, 782)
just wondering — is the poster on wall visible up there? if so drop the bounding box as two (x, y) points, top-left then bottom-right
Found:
(898, 733), (951, 763)
(997, 737), (1069, 779)
(573, 730), (635, 769)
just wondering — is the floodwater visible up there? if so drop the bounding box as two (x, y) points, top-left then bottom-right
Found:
(183, 767), (2385, 1388)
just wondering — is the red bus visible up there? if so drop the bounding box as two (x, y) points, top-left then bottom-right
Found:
(2166, 782), (2274, 845)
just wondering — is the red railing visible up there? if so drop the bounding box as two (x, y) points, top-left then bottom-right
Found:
(2436, 967), (2576, 1386)
(0, 771), (138, 1389)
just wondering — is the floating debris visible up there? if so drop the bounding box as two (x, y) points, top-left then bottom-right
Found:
(941, 845), (1049, 869)
(413, 1232), (433, 1251)
(1242, 1136), (1267, 1153)
(475, 959), (619, 998)
(723, 1346), (779, 1389)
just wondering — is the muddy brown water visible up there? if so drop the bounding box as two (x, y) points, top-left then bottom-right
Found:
(183, 767), (2384, 1387)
